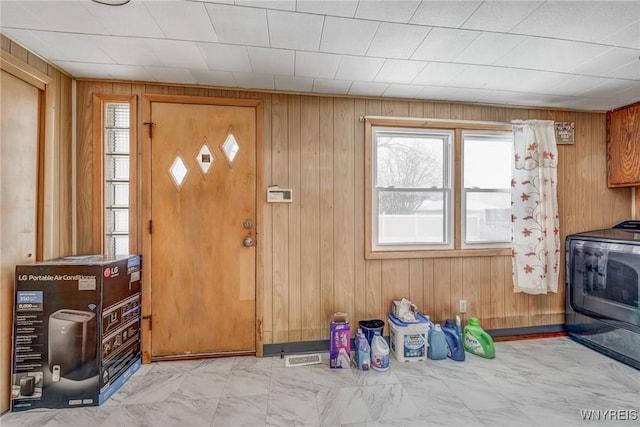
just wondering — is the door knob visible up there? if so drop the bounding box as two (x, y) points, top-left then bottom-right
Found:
(243, 237), (254, 247)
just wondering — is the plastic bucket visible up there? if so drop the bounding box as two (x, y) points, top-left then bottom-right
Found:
(359, 319), (384, 345)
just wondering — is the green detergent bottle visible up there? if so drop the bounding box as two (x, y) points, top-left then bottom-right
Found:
(463, 317), (495, 359)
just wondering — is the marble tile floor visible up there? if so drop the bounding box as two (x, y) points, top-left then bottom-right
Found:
(2, 337), (639, 427)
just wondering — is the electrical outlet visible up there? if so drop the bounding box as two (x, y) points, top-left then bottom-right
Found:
(459, 299), (467, 313)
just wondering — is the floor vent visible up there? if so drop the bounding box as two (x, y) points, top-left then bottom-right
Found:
(285, 353), (323, 367)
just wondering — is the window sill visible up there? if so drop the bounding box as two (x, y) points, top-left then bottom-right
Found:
(365, 247), (511, 260)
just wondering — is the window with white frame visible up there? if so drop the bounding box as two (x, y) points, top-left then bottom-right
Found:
(462, 132), (513, 247)
(104, 102), (131, 257)
(372, 127), (453, 250)
(366, 119), (512, 258)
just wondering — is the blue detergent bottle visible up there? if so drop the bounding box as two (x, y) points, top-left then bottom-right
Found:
(355, 329), (371, 370)
(428, 324), (447, 360)
(442, 319), (465, 361)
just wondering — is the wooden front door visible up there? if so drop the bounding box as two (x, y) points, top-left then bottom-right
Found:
(146, 97), (258, 359)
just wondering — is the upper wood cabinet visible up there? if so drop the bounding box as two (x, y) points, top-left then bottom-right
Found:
(608, 101), (640, 187)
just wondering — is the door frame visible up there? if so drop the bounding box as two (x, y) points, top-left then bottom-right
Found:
(141, 94), (264, 362)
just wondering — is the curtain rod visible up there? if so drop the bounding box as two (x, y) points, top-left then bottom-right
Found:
(359, 115), (513, 127)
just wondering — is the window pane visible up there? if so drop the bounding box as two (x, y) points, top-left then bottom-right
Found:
(105, 103), (129, 128)
(105, 129), (130, 153)
(105, 209), (129, 234)
(105, 183), (129, 207)
(376, 133), (444, 188)
(465, 192), (511, 243)
(464, 134), (511, 188)
(105, 236), (130, 257)
(105, 155), (129, 180)
(378, 191), (446, 244)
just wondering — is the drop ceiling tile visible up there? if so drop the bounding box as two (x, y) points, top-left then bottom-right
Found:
(354, 1), (421, 23)
(0, 28), (72, 62)
(189, 69), (238, 87)
(312, 78), (352, 95)
(296, 1), (358, 18)
(145, 39), (208, 70)
(205, 3), (269, 46)
(412, 62), (467, 86)
(10, 1), (109, 34)
(27, 32), (116, 64)
(411, 28), (481, 62)
(233, 72), (275, 90)
(144, 1), (218, 42)
(455, 32), (527, 65)
(319, 16), (379, 55)
(235, 0), (295, 11)
(549, 75), (613, 96)
(267, 10), (323, 51)
(198, 43), (251, 72)
(367, 22), (431, 59)
(335, 55), (385, 81)
(601, 20), (640, 49)
(483, 90), (571, 109)
(493, 37), (610, 73)
(274, 75), (314, 92)
(453, 65), (570, 94)
(146, 67), (197, 85)
(295, 51), (341, 79)
(572, 47), (640, 78)
(247, 47), (294, 75)
(348, 81), (389, 97)
(416, 86), (490, 103)
(51, 61), (127, 80)
(410, 1), (482, 27)
(384, 83), (424, 99)
(461, 1), (543, 32)
(607, 61), (640, 81)
(374, 59), (427, 84)
(84, 1), (164, 38)
(95, 36), (163, 67)
(511, 1), (640, 44)
(0, 1), (46, 30)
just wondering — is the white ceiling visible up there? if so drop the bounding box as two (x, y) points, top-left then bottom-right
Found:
(1, 0), (639, 111)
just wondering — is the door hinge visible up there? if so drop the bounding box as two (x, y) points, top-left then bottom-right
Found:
(143, 121), (155, 138)
(148, 220), (152, 234)
(143, 315), (152, 330)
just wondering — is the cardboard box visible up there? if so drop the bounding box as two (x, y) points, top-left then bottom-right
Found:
(329, 312), (350, 368)
(11, 255), (142, 412)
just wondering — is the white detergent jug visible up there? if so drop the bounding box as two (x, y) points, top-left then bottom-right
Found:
(370, 330), (390, 371)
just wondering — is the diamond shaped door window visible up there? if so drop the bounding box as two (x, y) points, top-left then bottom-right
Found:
(169, 155), (188, 188)
(197, 144), (215, 174)
(222, 133), (240, 165)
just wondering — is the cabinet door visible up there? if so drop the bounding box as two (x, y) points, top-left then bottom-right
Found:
(607, 102), (640, 187)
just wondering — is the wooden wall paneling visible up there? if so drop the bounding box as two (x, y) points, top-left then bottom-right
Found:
(75, 81), (113, 253)
(333, 98), (356, 321)
(288, 95), (302, 341)
(480, 106), (507, 123)
(256, 92), (274, 344)
(112, 82), (132, 95)
(450, 103), (464, 120)
(184, 87), (209, 97)
(209, 89), (240, 98)
(408, 259), (424, 313)
(270, 94), (289, 343)
(319, 97), (335, 337)
(381, 259), (409, 320)
(431, 258), (452, 324)
(409, 101), (424, 118)
(488, 256), (507, 329)
(300, 95), (321, 340)
(353, 99), (367, 329)
(463, 104), (482, 121)
(433, 102), (451, 119)
(364, 99), (382, 321)
(381, 99), (409, 117)
(0, 34), (10, 52)
(422, 102), (436, 118)
(55, 71), (73, 257)
(421, 259), (435, 318)
(8, 39), (28, 63)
